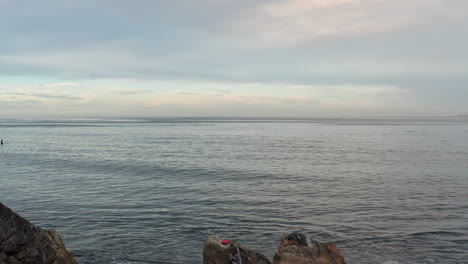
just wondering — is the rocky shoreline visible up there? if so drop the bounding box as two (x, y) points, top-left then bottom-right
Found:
(1, 203), (346, 264)
(203, 233), (346, 264)
(0, 203), (77, 264)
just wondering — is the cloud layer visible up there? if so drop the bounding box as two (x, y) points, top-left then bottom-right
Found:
(1, 0), (467, 117)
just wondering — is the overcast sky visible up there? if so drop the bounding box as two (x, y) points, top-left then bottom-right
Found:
(1, 0), (467, 118)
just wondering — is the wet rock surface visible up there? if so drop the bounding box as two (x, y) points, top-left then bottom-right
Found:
(203, 233), (346, 264)
(272, 232), (346, 264)
(203, 235), (271, 264)
(0, 203), (77, 264)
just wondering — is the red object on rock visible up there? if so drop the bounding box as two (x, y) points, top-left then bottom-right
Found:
(221, 239), (231, 245)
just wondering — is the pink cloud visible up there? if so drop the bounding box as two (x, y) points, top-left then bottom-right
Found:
(230, 0), (468, 47)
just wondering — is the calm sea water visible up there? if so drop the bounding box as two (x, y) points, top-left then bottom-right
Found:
(1, 117), (467, 264)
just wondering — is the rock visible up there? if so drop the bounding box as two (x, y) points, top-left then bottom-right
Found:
(203, 235), (271, 264)
(0, 203), (77, 264)
(272, 232), (346, 264)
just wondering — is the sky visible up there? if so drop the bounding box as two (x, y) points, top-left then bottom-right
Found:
(1, 0), (467, 118)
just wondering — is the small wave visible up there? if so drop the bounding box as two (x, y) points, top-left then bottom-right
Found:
(110, 258), (172, 264)
(410, 231), (465, 237)
(110, 260), (151, 264)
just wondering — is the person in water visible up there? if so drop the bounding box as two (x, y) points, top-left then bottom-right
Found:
(1, 139), (3, 145)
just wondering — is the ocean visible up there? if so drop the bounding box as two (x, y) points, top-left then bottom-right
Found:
(1, 117), (467, 264)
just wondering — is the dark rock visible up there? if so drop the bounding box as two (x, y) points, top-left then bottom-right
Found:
(203, 235), (271, 264)
(272, 232), (346, 264)
(0, 203), (77, 264)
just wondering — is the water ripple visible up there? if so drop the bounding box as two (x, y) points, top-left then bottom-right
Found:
(1, 118), (468, 263)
